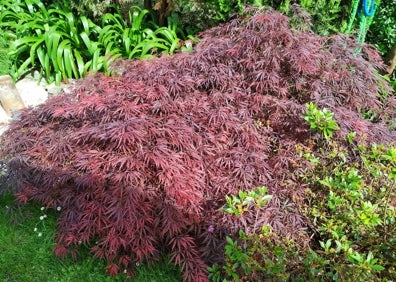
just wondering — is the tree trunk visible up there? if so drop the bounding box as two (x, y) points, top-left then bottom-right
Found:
(144, 0), (152, 10)
(157, 0), (168, 27)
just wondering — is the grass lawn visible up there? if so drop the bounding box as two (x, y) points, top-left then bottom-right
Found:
(0, 193), (182, 282)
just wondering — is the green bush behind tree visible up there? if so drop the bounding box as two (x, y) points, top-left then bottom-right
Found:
(175, 0), (393, 64)
(36, 0), (395, 56)
(366, 0), (396, 56)
(1, 0), (394, 83)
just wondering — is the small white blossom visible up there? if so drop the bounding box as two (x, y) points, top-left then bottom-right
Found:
(185, 40), (193, 48)
(40, 207), (45, 211)
(38, 232), (42, 237)
(43, 214), (47, 219)
(34, 227), (37, 232)
(57, 206), (61, 211)
(39, 216), (45, 220)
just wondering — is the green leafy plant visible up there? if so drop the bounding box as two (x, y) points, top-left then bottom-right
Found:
(99, 7), (185, 59)
(298, 113), (396, 279)
(211, 104), (395, 281)
(0, 0), (189, 84)
(0, 29), (14, 75)
(214, 0), (346, 36)
(1, 0), (108, 83)
(222, 186), (271, 217)
(301, 143), (395, 279)
(210, 187), (313, 281)
(172, 0), (266, 34)
(99, 7), (157, 59)
(210, 187), (278, 281)
(303, 102), (340, 140)
(366, 0), (396, 57)
(302, 0), (347, 34)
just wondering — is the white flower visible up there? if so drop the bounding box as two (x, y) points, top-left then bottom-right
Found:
(43, 214), (47, 219)
(56, 206), (61, 211)
(38, 232), (42, 237)
(34, 227), (37, 232)
(40, 207), (45, 211)
(39, 216), (44, 220)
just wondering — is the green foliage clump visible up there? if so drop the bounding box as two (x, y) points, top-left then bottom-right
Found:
(172, 0), (220, 35)
(172, 0), (348, 40)
(210, 0), (347, 35)
(206, 0), (246, 21)
(65, 0), (114, 17)
(210, 104), (396, 281)
(301, 136), (396, 280)
(280, 0), (348, 35)
(366, 0), (396, 56)
(172, 0), (267, 34)
(0, 0), (189, 84)
(209, 186), (313, 281)
(41, 0), (126, 17)
(0, 29), (14, 75)
(303, 102), (340, 140)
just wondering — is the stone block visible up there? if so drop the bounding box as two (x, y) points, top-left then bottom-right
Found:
(0, 75), (25, 116)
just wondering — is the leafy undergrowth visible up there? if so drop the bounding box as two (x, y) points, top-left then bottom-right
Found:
(0, 7), (395, 282)
(0, 193), (181, 282)
(209, 105), (396, 281)
(0, 28), (13, 76)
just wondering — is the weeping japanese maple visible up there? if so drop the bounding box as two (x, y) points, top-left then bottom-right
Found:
(1, 7), (395, 282)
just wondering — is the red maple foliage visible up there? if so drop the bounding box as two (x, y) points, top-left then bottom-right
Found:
(1, 8), (395, 281)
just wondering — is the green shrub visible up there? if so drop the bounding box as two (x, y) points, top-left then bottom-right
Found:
(279, 0), (348, 35)
(171, 0), (350, 42)
(300, 135), (396, 280)
(172, 0), (220, 35)
(210, 104), (396, 281)
(366, 0), (396, 57)
(303, 102), (340, 140)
